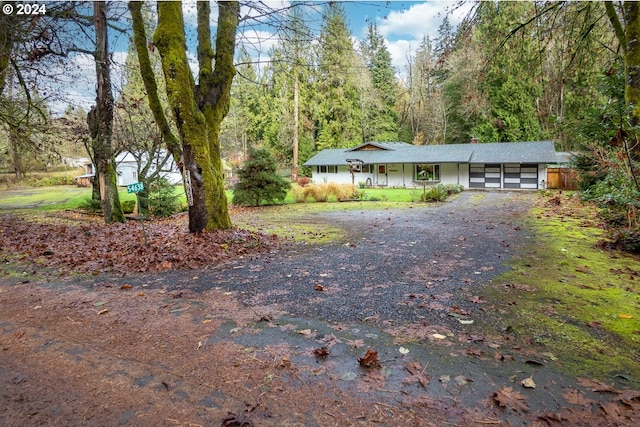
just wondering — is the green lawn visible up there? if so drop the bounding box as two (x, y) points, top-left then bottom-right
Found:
(0, 185), (424, 212)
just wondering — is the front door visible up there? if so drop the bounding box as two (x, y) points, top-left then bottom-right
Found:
(377, 164), (387, 186)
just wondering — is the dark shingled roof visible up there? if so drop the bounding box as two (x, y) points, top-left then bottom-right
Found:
(303, 141), (558, 166)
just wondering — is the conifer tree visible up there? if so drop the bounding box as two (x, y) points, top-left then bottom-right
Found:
(232, 148), (290, 206)
(314, 3), (363, 149)
(359, 22), (398, 141)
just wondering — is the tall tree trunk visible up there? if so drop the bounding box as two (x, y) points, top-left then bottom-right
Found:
(154, 2), (210, 232)
(152, 0), (236, 232)
(9, 128), (22, 180)
(90, 1), (124, 223)
(292, 74), (299, 182)
(195, 0), (236, 230)
(624, 2), (640, 128)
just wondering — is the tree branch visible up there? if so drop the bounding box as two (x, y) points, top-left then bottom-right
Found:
(129, 1), (182, 166)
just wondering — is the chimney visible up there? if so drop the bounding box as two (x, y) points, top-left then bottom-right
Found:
(470, 137), (478, 144)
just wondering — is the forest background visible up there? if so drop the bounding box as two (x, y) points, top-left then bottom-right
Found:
(0, 1), (637, 236)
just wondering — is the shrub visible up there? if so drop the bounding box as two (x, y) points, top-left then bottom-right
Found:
(232, 148), (291, 206)
(306, 184), (329, 202)
(122, 200), (136, 214)
(421, 184), (448, 202)
(80, 197), (102, 213)
(581, 165), (640, 228)
(147, 178), (180, 217)
(297, 176), (311, 187)
(292, 185), (307, 203)
(444, 184), (464, 195)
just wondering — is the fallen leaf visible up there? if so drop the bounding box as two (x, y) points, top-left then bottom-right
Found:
(314, 284), (324, 291)
(399, 347), (410, 355)
(313, 346), (330, 359)
(449, 306), (469, 316)
(521, 376), (536, 388)
(493, 386), (529, 412)
(576, 377), (618, 393)
(455, 375), (472, 386)
(562, 388), (594, 406)
(432, 333), (447, 340)
(575, 265), (592, 274)
(403, 360), (430, 388)
(358, 348), (380, 368)
(297, 329), (312, 336)
(97, 309), (108, 315)
(345, 338), (365, 348)
(222, 412), (254, 427)
(120, 284), (132, 290)
(465, 348), (482, 357)
(618, 313), (632, 319)
(277, 357), (291, 368)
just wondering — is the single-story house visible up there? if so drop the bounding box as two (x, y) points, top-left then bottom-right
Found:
(115, 151), (182, 187)
(303, 141), (561, 190)
(76, 150), (234, 188)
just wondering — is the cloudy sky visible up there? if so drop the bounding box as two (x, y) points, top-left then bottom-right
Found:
(50, 1), (472, 114)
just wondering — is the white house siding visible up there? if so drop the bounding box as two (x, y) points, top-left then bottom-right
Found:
(380, 163), (404, 187)
(439, 163), (461, 186)
(117, 163), (139, 186)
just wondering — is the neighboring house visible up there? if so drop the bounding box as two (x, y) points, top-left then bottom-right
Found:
(76, 151), (233, 187)
(303, 141), (561, 190)
(115, 151), (182, 186)
(74, 161), (95, 187)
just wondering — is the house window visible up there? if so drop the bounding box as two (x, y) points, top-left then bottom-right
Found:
(415, 164), (440, 181)
(132, 171), (137, 180)
(317, 165), (337, 173)
(361, 164), (371, 173)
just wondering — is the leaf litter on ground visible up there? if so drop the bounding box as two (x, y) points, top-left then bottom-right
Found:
(0, 212), (281, 275)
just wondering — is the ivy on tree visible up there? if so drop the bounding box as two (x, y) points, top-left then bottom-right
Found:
(232, 149), (290, 207)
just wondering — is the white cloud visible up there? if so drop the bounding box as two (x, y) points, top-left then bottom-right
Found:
(377, 1), (471, 41)
(386, 39), (414, 74)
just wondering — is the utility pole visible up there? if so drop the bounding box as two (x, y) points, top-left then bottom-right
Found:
(292, 73), (299, 182)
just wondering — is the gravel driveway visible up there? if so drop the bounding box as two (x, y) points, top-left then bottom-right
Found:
(186, 191), (535, 327)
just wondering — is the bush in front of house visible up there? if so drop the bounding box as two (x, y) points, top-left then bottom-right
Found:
(293, 183), (357, 203)
(444, 183), (464, 195)
(420, 184), (449, 202)
(297, 176), (311, 187)
(232, 148), (291, 206)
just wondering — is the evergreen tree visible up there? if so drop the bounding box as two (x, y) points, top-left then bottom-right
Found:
(314, 3), (363, 149)
(359, 22), (398, 141)
(232, 148), (290, 206)
(466, 2), (543, 142)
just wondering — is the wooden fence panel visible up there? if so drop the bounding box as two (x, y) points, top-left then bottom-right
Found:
(547, 168), (578, 190)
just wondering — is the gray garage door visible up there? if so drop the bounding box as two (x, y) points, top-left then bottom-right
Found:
(469, 163), (501, 188)
(504, 163), (538, 189)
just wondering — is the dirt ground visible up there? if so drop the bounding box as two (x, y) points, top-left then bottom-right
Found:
(1, 192), (638, 426)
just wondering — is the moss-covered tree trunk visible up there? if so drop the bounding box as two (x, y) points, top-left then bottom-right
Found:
(89, 1), (124, 224)
(624, 2), (640, 128)
(195, 1), (235, 229)
(142, 0), (235, 232)
(154, 2), (209, 232)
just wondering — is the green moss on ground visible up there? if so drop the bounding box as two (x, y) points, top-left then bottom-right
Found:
(480, 193), (639, 381)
